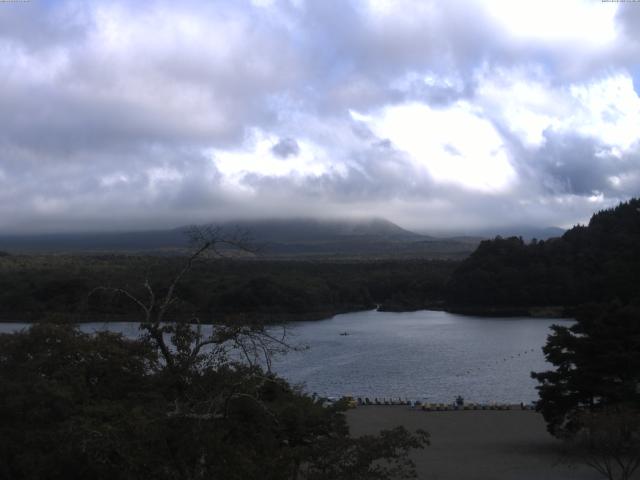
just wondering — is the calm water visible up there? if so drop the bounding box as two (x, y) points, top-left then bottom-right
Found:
(0, 309), (572, 403)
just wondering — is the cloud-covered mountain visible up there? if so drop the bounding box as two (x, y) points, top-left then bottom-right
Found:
(225, 218), (422, 242)
(0, 217), (472, 257)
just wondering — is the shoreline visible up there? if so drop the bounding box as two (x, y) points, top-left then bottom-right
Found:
(0, 304), (574, 324)
(444, 305), (572, 318)
(0, 306), (367, 325)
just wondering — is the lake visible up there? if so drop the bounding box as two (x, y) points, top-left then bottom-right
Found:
(0, 309), (572, 404)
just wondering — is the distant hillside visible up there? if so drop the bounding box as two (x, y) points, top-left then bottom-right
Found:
(214, 217), (423, 243)
(0, 217), (477, 258)
(0, 229), (187, 253)
(425, 226), (565, 241)
(446, 198), (640, 312)
(474, 226), (564, 241)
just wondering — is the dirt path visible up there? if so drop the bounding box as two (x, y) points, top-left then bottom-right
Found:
(347, 406), (611, 480)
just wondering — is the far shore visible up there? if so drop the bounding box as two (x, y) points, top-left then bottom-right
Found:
(0, 307), (364, 325)
(444, 305), (572, 318)
(347, 406), (606, 480)
(0, 304), (573, 325)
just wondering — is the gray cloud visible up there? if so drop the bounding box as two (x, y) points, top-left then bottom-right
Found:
(0, 0), (638, 234)
(616, 3), (640, 42)
(0, 2), (89, 49)
(271, 138), (300, 158)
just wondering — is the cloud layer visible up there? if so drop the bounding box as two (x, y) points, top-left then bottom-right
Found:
(0, 0), (638, 233)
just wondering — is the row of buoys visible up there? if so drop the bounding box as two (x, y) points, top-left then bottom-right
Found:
(417, 402), (524, 411)
(349, 397), (536, 411)
(357, 397), (412, 406)
(455, 348), (539, 378)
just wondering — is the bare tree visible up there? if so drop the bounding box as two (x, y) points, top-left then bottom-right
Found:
(90, 225), (297, 372)
(88, 225), (309, 424)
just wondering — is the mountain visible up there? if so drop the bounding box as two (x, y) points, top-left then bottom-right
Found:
(446, 198), (640, 311)
(214, 217), (423, 243)
(0, 217), (476, 258)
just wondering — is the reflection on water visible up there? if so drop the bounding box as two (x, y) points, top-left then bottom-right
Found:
(269, 310), (572, 403)
(0, 310), (572, 403)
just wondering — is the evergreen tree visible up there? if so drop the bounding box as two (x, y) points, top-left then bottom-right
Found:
(531, 303), (640, 437)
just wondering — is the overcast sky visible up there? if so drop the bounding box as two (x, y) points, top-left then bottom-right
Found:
(1, 0), (639, 234)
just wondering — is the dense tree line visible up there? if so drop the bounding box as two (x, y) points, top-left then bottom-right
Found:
(446, 198), (640, 310)
(0, 257), (456, 322)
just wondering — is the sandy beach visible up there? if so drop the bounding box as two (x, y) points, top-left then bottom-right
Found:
(347, 406), (614, 480)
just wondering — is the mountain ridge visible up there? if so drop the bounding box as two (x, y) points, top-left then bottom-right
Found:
(0, 217), (570, 258)
(0, 217), (436, 255)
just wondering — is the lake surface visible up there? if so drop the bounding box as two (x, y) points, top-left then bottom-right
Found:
(0, 309), (572, 403)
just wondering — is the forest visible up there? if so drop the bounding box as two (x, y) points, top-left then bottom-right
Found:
(2, 198), (639, 323)
(0, 255), (456, 323)
(446, 198), (640, 314)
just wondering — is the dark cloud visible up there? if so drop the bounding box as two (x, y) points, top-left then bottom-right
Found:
(0, 146), (225, 233)
(271, 138), (300, 158)
(616, 3), (640, 42)
(501, 127), (640, 200)
(0, 1), (90, 49)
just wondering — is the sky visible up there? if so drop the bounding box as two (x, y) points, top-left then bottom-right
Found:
(0, 0), (639, 234)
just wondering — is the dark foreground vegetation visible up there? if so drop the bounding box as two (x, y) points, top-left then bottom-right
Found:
(0, 256), (456, 323)
(0, 322), (428, 479)
(447, 198), (640, 315)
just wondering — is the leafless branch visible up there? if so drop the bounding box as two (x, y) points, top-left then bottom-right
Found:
(87, 225), (301, 375)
